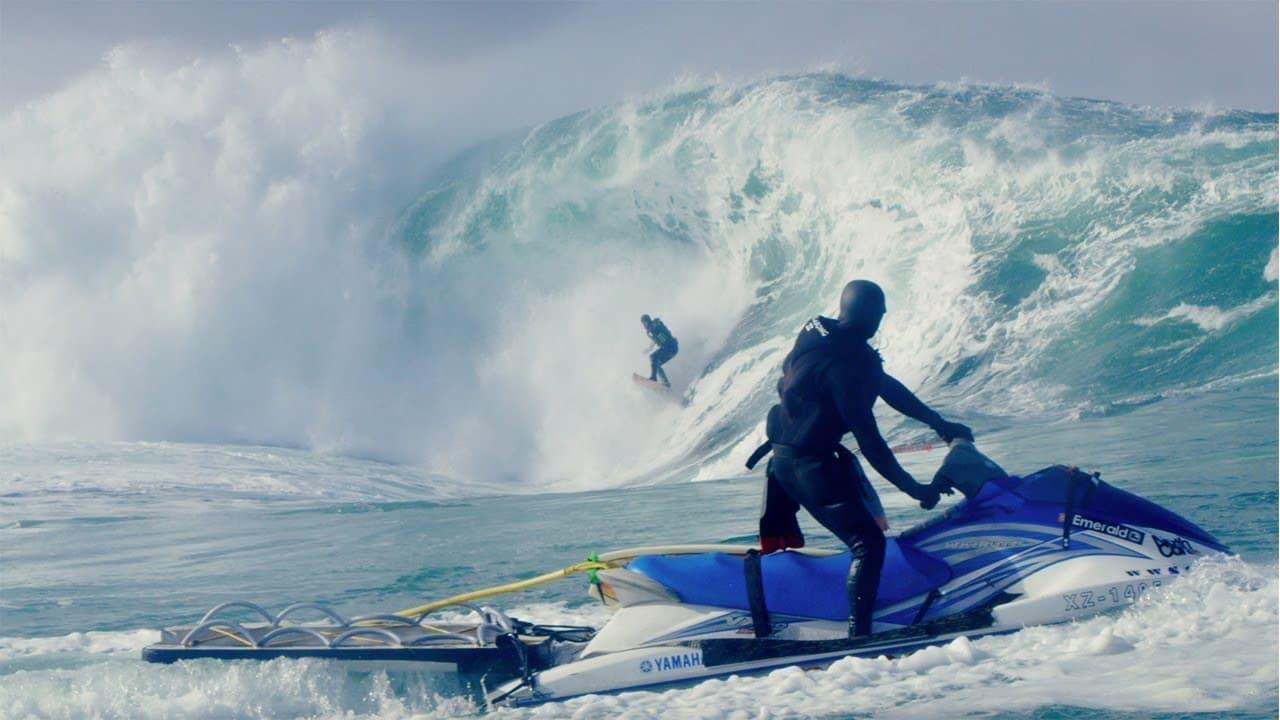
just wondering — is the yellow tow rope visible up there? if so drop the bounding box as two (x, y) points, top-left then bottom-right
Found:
(393, 559), (614, 618)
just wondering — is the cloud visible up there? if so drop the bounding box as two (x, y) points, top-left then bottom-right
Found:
(4, 2), (1277, 117)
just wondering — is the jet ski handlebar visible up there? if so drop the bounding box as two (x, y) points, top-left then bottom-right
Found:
(930, 439), (1008, 499)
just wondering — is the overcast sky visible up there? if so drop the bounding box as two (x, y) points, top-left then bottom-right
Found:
(3, 0), (1277, 122)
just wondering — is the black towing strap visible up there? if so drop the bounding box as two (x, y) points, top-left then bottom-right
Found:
(743, 549), (772, 638)
(1060, 466), (1100, 549)
(745, 441), (773, 470)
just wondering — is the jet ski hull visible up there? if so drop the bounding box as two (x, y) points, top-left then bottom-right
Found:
(489, 552), (1204, 706)
(489, 464), (1228, 706)
(490, 604), (1015, 706)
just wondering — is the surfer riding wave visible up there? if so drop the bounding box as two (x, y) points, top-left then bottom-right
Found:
(641, 314), (679, 388)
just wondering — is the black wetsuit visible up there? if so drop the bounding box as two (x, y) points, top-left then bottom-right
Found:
(762, 316), (942, 637)
(646, 319), (678, 387)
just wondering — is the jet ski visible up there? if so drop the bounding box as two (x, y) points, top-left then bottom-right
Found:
(142, 442), (1229, 707)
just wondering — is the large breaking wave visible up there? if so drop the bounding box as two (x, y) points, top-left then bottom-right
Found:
(3, 31), (1276, 489)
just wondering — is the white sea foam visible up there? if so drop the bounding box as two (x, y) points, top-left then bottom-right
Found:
(0, 629), (155, 661)
(1133, 293), (1277, 332)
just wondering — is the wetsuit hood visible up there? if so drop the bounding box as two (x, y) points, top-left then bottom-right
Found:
(837, 280), (886, 340)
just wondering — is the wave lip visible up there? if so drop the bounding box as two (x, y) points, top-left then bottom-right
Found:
(400, 74), (1277, 486)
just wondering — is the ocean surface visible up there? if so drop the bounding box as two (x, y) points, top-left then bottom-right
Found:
(2, 62), (1277, 719)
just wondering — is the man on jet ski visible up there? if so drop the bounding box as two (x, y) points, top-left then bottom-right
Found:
(750, 280), (972, 638)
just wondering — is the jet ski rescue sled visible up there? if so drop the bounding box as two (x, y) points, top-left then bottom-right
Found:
(140, 602), (591, 677)
(142, 442), (1230, 707)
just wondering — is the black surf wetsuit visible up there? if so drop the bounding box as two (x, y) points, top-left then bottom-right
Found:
(646, 319), (678, 387)
(760, 316), (951, 637)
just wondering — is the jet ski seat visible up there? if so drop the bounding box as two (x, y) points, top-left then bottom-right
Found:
(628, 541), (952, 621)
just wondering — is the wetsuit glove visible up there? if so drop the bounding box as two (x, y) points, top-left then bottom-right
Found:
(931, 419), (974, 443)
(931, 476), (956, 496)
(908, 480), (941, 510)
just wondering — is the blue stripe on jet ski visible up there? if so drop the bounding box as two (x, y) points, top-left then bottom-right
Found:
(933, 549), (1143, 616)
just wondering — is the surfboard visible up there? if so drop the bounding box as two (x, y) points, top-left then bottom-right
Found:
(633, 373), (689, 406)
(631, 373), (671, 392)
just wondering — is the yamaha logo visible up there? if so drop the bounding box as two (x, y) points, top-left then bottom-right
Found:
(639, 652), (703, 674)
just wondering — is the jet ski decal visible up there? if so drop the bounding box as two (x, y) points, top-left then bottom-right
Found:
(640, 651), (704, 673)
(1071, 515), (1146, 545)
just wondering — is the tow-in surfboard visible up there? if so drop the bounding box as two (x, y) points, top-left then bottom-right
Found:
(631, 373), (671, 392)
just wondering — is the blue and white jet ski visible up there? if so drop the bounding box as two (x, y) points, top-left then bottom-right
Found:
(143, 442), (1229, 708)
(488, 442), (1228, 705)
